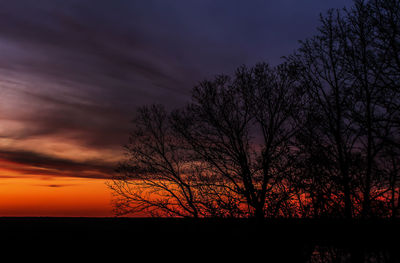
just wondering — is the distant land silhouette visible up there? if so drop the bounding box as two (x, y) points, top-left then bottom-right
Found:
(1, 217), (399, 262)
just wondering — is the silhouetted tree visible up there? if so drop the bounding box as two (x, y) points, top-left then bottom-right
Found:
(369, 0), (400, 218)
(109, 105), (246, 217)
(288, 8), (359, 218)
(289, 0), (400, 218)
(171, 63), (304, 219)
(111, 63), (303, 218)
(109, 105), (200, 217)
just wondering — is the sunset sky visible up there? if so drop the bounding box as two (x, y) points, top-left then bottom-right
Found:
(0, 0), (351, 217)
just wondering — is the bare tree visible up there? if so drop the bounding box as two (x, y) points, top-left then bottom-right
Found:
(109, 105), (247, 217)
(109, 105), (207, 217)
(289, 0), (400, 218)
(171, 63), (303, 219)
(369, 0), (400, 218)
(288, 9), (358, 218)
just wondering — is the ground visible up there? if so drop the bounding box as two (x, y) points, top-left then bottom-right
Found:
(0, 218), (398, 262)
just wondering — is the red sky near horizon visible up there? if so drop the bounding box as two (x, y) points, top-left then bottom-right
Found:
(0, 160), (114, 217)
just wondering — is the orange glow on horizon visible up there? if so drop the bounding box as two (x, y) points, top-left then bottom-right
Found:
(0, 166), (114, 217)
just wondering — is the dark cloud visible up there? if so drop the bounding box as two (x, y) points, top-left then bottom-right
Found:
(35, 184), (75, 188)
(0, 149), (115, 179)
(0, 0), (353, 99)
(1, 86), (133, 149)
(0, 0), (192, 105)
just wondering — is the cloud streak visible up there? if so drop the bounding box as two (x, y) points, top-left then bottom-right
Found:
(0, 149), (114, 179)
(35, 184), (76, 188)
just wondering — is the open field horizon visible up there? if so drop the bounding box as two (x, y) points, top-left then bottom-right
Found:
(1, 217), (399, 261)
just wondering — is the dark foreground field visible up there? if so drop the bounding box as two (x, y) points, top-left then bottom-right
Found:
(0, 218), (399, 262)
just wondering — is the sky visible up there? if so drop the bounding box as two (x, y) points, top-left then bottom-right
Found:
(0, 0), (352, 217)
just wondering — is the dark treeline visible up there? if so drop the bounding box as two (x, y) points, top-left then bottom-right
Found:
(109, 0), (400, 220)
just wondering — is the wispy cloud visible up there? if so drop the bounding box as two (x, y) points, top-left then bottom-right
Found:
(34, 184), (76, 188)
(0, 149), (114, 179)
